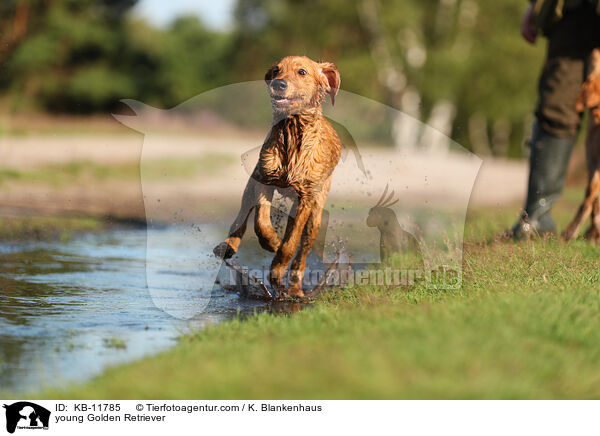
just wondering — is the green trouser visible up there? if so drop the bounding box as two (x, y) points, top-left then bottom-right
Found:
(512, 3), (600, 238)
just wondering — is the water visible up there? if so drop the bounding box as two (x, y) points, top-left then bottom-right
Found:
(0, 227), (268, 395)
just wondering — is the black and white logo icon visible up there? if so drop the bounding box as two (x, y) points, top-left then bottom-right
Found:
(3, 402), (50, 434)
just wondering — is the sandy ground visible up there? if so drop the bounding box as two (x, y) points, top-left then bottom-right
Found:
(0, 133), (530, 220)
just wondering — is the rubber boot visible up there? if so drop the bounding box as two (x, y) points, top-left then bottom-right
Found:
(508, 122), (575, 240)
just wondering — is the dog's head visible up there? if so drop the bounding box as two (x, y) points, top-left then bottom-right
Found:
(264, 56), (340, 115)
(576, 48), (600, 124)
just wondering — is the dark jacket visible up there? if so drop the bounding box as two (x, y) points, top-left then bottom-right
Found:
(533, 0), (600, 34)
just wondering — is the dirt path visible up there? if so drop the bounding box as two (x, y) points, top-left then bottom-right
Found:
(0, 133), (529, 220)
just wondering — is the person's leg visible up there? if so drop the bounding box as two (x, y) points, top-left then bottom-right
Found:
(509, 7), (590, 239)
(510, 120), (576, 239)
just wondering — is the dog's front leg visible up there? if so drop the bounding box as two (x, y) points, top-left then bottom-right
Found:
(562, 170), (600, 241)
(214, 175), (262, 259)
(254, 186), (282, 252)
(288, 179), (331, 296)
(288, 203), (325, 297)
(269, 197), (313, 296)
(585, 192), (600, 242)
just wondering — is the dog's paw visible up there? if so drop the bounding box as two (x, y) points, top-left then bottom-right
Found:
(287, 286), (305, 298)
(288, 273), (305, 298)
(561, 226), (576, 241)
(213, 242), (236, 259)
(585, 225), (600, 243)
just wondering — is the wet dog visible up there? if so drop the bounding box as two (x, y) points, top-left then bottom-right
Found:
(214, 56), (342, 297)
(562, 48), (600, 242)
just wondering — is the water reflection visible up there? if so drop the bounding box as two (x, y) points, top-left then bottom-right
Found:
(0, 228), (269, 395)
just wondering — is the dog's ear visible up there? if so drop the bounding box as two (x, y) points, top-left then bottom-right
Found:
(319, 62), (341, 106)
(264, 65), (279, 84)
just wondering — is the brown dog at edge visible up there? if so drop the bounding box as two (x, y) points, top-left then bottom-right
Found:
(214, 56), (342, 297)
(562, 48), (600, 242)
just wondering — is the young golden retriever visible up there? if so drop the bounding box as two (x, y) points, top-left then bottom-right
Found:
(214, 56), (342, 297)
(562, 48), (600, 242)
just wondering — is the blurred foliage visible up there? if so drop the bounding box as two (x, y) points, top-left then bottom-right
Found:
(0, 0), (546, 155)
(229, 0), (545, 155)
(0, 0), (230, 112)
(2, 0), (139, 112)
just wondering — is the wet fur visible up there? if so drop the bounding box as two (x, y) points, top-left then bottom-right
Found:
(562, 49), (600, 242)
(214, 56), (342, 297)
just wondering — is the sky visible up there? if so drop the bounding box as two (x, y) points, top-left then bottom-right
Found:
(132, 0), (237, 30)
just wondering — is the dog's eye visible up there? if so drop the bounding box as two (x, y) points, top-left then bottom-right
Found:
(298, 69), (307, 76)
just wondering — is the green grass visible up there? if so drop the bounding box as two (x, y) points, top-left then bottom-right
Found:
(0, 154), (235, 186)
(37, 204), (600, 399)
(103, 337), (127, 350)
(0, 215), (104, 241)
(141, 154), (235, 179)
(0, 195), (588, 399)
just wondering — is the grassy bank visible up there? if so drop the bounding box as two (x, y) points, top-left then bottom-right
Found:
(0, 155), (235, 187)
(0, 215), (105, 242)
(36, 202), (600, 399)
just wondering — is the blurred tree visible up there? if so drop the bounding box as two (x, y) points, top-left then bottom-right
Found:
(0, 0), (230, 113)
(231, 0), (378, 98)
(0, 0), (546, 157)
(2, 0), (139, 112)
(159, 16), (232, 107)
(230, 0), (545, 156)
(0, 1), (33, 64)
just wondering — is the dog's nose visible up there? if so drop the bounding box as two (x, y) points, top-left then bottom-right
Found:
(271, 79), (288, 92)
